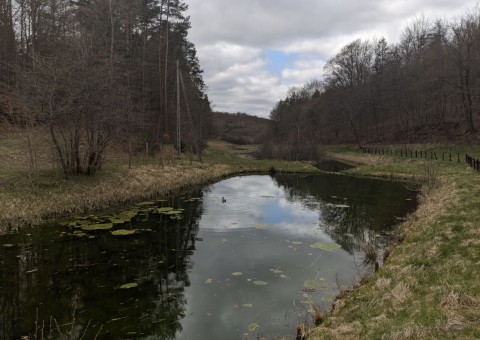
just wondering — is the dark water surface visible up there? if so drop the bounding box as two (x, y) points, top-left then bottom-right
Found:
(0, 174), (416, 339)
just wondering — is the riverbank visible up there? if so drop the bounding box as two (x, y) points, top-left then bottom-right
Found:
(0, 138), (318, 232)
(309, 147), (480, 339)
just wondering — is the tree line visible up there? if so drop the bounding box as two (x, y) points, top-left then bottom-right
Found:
(0, 0), (211, 176)
(268, 9), (480, 151)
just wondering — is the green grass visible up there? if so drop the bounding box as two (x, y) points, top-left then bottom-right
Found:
(309, 146), (480, 340)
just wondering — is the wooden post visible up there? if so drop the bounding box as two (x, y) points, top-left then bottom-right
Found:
(176, 60), (181, 158)
(146, 142), (149, 159)
(449, 153), (452, 162)
(128, 141), (132, 169)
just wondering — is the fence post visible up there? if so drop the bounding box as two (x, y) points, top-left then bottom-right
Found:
(458, 153), (460, 163)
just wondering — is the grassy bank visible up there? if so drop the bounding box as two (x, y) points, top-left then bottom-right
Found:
(309, 146), (480, 339)
(0, 136), (318, 232)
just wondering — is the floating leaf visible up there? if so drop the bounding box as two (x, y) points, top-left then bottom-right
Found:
(74, 232), (88, 237)
(254, 224), (267, 229)
(242, 303), (253, 308)
(204, 278), (213, 284)
(164, 210), (183, 215)
(248, 323), (260, 332)
(156, 207), (174, 213)
(291, 241), (303, 245)
(111, 229), (135, 236)
(322, 296), (333, 302)
(280, 274), (288, 279)
(310, 242), (342, 251)
(26, 269), (38, 274)
(270, 268), (283, 274)
(304, 280), (322, 289)
(82, 223), (113, 231)
(253, 281), (268, 286)
(232, 272), (243, 276)
(3, 244), (14, 248)
(335, 204), (350, 208)
(120, 282), (138, 289)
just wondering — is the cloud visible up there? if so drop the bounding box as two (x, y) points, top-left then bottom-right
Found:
(186, 0), (478, 116)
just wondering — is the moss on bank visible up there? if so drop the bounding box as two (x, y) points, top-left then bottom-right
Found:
(309, 147), (480, 339)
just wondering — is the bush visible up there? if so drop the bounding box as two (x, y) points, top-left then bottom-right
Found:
(256, 141), (323, 161)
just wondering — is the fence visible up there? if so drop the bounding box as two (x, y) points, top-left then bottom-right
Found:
(466, 154), (480, 171)
(362, 147), (480, 172)
(362, 147), (461, 162)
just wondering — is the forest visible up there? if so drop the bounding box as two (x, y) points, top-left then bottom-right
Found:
(0, 0), (211, 176)
(268, 11), (480, 150)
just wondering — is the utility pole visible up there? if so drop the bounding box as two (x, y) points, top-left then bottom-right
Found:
(176, 59), (181, 158)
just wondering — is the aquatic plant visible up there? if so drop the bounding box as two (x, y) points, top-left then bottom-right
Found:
(310, 242), (342, 251)
(111, 229), (135, 236)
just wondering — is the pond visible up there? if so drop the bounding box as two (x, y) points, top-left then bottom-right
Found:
(0, 173), (416, 339)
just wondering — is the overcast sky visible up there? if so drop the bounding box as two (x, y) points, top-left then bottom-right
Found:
(186, 0), (478, 117)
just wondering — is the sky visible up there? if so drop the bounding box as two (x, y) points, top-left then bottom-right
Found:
(186, 0), (478, 117)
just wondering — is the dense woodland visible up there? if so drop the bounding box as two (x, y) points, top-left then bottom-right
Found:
(0, 0), (211, 176)
(210, 111), (269, 145)
(268, 10), (480, 150)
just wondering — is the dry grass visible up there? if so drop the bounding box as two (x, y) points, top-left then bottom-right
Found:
(309, 147), (480, 339)
(0, 133), (319, 231)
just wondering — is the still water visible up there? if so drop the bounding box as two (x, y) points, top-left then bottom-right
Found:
(0, 174), (416, 339)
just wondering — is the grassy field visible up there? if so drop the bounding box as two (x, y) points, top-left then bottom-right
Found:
(0, 131), (318, 231)
(308, 146), (480, 339)
(2, 129), (479, 338)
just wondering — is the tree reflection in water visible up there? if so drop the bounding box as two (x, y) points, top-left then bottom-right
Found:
(272, 173), (417, 253)
(0, 193), (204, 339)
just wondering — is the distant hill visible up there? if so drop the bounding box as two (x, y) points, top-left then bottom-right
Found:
(210, 111), (270, 144)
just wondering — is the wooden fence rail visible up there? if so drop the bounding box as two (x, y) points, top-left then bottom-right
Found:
(361, 147), (460, 162)
(466, 154), (480, 171)
(361, 147), (480, 172)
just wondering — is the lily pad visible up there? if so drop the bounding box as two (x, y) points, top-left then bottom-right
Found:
(232, 272), (243, 276)
(242, 303), (253, 308)
(74, 232), (88, 237)
(156, 207), (174, 213)
(253, 281), (268, 286)
(335, 204), (350, 208)
(3, 244), (14, 248)
(304, 279), (322, 289)
(310, 242), (342, 251)
(254, 223), (268, 229)
(82, 223), (114, 231)
(111, 229), (135, 236)
(291, 241), (303, 245)
(110, 217), (129, 224)
(204, 278), (213, 284)
(248, 323), (260, 332)
(120, 282), (138, 289)
(164, 210), (183, 215)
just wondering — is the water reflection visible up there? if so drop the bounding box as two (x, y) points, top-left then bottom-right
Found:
(0, 174), (416, 339)
(0, 195), (204, 339)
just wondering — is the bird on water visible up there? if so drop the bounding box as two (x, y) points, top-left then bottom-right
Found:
(222, 197), (226, 203)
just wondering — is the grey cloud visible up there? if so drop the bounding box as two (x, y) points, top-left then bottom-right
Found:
(186, 0), (478, 115)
